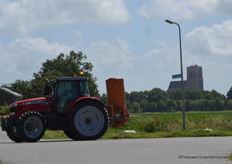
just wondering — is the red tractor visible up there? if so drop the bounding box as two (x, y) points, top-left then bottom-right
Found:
(1, 76), (129, 142)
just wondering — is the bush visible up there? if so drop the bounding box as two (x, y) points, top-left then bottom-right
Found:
(0, 104), (10, 116)
(144, 121), (156, 133)
(140, 118), (162, 133)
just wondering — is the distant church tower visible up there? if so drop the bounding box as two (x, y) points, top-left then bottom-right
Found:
(187, 65), (203, 90)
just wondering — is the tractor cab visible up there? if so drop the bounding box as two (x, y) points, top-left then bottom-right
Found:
(44, 77), (90, 114)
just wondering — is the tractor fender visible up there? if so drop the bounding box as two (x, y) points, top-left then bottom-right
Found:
(66, 97), (105, 114)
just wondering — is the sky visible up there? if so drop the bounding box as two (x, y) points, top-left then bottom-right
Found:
(0, 0), (232, 96)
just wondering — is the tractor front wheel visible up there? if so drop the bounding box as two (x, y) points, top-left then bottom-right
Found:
(17, 112), (45, 142)
(6, 128), (23, 143)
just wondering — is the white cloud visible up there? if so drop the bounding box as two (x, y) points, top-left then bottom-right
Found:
(86, 39), (134, 75)
(185, 20), (232, 56)
(0, 37), (71, 83)
(140, 0), (232, 20)
(142, 41), (180, 76)
(0, 0), (129, 34)
(84, 39), (135, 93)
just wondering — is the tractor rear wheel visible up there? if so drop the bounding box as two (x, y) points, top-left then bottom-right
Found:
(63, 129), (77, 140)
(69, 100), (108, 140)
(17, 112), (45, 142)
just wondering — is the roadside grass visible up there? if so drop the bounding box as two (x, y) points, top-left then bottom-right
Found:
(42, 111), (232, 139)
(0, 160), (6, 164)
(0, 159), (16, 164)
(229, 153), (232, 162)
(43, 130), (68, 139)
(43, 127), (232, 140)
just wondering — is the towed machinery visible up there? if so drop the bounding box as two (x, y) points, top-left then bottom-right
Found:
(1, 75), (129, 142)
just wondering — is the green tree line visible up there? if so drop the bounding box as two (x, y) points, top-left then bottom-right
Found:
(100, 88), (232, 113)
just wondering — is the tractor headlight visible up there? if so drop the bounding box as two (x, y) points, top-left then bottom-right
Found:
(9, 103), (18, 116)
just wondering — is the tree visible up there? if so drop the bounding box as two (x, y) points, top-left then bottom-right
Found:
(166, 99), (177, 112)
(146, 102), (157, 112)
(226, 100), (232, 110)
(132, 102), (142, 113)
(140, 99), (148, 112)
(3, 51), (99, 98)
(129, 91), (140, 103)
(185, 90), (202, 100)
(185, 99), (194, 112)
(212, 98), (225, 111)
(37, 51), (99, 96)
(147, 88), (168, 102)
(211, 89), (225, 100)
(156, 100), (167, 112)
(99, 93), (108, 105)
(227, 87), (232, 100)
(167, 90), (182, 100)
(199, 99), (210, 111)
(126, 101), (132, 112)
(202, 90), (213, 99)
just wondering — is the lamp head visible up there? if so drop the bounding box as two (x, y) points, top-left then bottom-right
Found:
(165, 19), (175, 24)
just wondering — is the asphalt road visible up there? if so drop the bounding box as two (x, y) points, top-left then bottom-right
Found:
(0, 131), (231, 164)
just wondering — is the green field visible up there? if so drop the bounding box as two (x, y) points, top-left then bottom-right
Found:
(41, 111), (232, 139)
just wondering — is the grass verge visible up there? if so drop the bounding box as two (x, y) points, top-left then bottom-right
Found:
(0, 159), (16, 164)
(43, 128), (232, 140)
(229, 153), (232, 162)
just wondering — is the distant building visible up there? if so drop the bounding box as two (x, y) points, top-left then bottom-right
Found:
(187, 65), (203, 90)
(168, 65), (204, 91)
(167, 81), (187, 91)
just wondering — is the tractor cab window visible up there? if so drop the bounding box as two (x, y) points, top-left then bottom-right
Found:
(80, 81), (90, 97)
(56, 81), (79, 113)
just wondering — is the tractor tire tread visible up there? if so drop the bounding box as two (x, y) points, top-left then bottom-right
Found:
(17, 111), (45, 142)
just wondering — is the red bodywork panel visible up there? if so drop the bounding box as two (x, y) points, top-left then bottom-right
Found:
(10, 96), (101, 118)
(10, 97), (52, 118)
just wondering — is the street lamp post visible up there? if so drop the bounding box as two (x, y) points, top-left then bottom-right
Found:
(165, 19), (186, 130)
